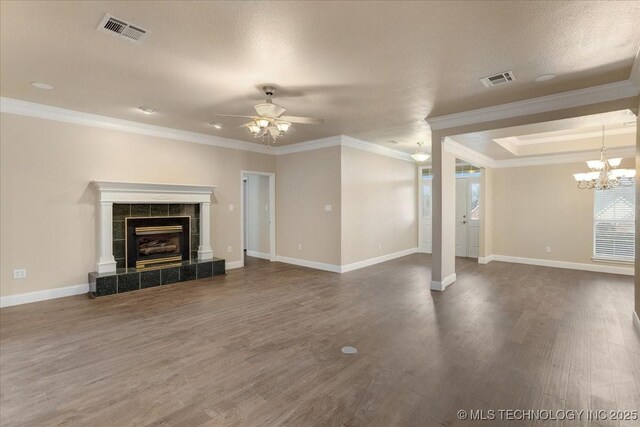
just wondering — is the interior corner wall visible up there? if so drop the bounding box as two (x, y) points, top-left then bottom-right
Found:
(0, 113), (276, 297)
(479, 167), (493, 258)
(245, 174), (270, 255)
(340, 146), (417, 265)
(491, 159), (634, 266)
(275, 145), (342, 266)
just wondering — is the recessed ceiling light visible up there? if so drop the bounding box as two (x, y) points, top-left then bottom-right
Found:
(138, 106), (155, 115)
(210, 122), (222, 129)
(534, 74), (556, 82)
(31, 82), (54, 90)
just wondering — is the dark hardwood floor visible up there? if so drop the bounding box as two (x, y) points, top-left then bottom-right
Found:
(1, 254), (639, 426)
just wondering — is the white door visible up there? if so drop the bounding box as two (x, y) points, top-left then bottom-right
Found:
(420, 178), (432, 253)
(455, 179), (468, 257)
(467, 177), (481, 258)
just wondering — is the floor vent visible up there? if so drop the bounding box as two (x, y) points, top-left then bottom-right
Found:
(480, 71), (515, 87)
(97, 14), (148, 43)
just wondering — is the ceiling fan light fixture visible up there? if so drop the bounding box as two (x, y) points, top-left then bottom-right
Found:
(275, 120), (291, 133)
(256, 118), (270, 129)
(607, 158), (622, 168)
(248, 122), (261, 135)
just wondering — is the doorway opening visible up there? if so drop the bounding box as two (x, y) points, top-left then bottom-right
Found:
(419, 162), (481, 258)
(241, 171), (276, 264)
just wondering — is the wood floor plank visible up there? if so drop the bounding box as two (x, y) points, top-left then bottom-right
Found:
(0, 254), (637, 426)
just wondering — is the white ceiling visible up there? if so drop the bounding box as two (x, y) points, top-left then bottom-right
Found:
(1, 1), (639, 152)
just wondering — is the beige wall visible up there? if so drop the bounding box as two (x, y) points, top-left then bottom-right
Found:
(491, 159), (634, 265)
(340, 146), (417, 265)
(245, 174), (270, 255)
(275, 146), (342, 265)
(0, 113), (275, 297)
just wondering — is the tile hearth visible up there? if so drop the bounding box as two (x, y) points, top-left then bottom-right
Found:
(88, 258), (225, 297)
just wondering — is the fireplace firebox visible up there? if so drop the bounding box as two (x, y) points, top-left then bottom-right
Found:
(126, 217), (190, 270)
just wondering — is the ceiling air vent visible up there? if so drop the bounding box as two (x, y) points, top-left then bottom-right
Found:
(480, 71), (515, 87)
(97, 14), (148, 42)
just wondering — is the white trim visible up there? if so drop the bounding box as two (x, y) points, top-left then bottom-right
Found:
(426, 80), (640, 131)
(492, 147), (636, 169)
(478, 255), (496, 264)
(241, 171), (276, 262)
(274, 256), (341, 273)
(340, 247), (418, 273)
(246, 250), (271, 260)
(0, 97), (273, 154)
(633, 310), (640, 333)
(0, 283), (89, 308)
(92, 181), (216, 273)
(225, 260), (244, 270)
(92, 180), (217, 203)
(276, 135), (342, 155)
(0, 98), (414, 163)
(341, 135), (415, 162)
(481, 254), (634, 275)
(443, 138), (497, 168)
(276, 135), (414, 162)
(431, 273), (456, 291)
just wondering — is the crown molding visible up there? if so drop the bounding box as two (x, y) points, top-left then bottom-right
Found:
(491, 147), (636, 169)
(341, 135), (414, 162)
(0, 97), (275, 155)
(425, 79), (640, 131)
(0, 97), (413, 163)
(443, 137), (635, 169)
(443, 138), (498, 168)
(274, 135), (343, 155)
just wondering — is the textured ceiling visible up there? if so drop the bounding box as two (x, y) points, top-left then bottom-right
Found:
(1, 1), (639, 152)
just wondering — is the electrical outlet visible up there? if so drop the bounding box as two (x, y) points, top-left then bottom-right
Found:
(378, 243), (382, 250)
(324, 204), (332, 212)
(227, 246), (232, 253)
(13, 268), (27, 279)
(545, 247), (551, 253)
(298, 243), (302, 251)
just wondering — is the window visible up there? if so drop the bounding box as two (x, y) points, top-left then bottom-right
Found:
(470, 182), (480, 220)
(593, 184), (635, 262)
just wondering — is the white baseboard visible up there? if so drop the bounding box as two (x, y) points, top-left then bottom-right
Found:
(275, 256), (341, 273)
(431, 273), (456, 291)
(0, 283), (89, 308)
(634, 310), (640, 333)
(340, 247), (418, 273)
(478, 255), (495, 264)
(225, 260), (244, 270)
(246, 250), (271, 260)
(480, 254), (634, 276)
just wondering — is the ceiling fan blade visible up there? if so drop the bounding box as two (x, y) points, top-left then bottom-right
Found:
(210, 113), (255, 119)
(254, 103), (286, 118)
(280, 115), (324, 125)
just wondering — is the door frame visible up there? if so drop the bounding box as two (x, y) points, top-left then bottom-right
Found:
(418, 166), (432, 253)
(240, 170), (276, 264)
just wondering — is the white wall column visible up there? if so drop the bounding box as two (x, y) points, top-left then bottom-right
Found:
(96, 201), (117, 273)
(430, 131), (457, 291)
(198, 201), (214, 260)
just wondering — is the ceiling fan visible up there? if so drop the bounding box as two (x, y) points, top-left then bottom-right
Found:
(212, 86), (323, 148)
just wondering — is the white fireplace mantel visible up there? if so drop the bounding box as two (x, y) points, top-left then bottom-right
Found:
(92, 181), (217, 273)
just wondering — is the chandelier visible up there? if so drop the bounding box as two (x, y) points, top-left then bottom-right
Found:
(411, 141), (430, 162)
(573, 125), (635, 190)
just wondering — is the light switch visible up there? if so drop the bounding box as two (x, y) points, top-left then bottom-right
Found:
(229, 204), (234, 211)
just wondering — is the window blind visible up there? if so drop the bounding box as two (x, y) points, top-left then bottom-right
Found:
(593, 184), (635, 262)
